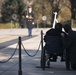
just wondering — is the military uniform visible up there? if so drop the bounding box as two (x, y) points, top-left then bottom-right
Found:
(26, 7), (34, 36)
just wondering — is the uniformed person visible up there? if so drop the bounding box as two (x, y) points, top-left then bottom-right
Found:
(26, 6), (34, 37)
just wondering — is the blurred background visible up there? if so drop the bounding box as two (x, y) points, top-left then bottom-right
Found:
(0, 0), (76, 28)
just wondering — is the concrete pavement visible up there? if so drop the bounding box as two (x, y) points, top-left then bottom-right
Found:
(0, 28), (76, 75)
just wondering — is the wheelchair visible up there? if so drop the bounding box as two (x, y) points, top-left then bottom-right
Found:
(40, 30), (70, 70)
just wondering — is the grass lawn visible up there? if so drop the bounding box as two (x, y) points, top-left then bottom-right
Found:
(0, 23), (19, 29)
(0, 21), (76, 29)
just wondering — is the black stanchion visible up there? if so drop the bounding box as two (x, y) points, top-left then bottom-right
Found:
(41, 30), (48, 70)
(18, 37), (22, 75)
(41, 30), (44, 51)
(36, 30), (48, 69)
(36, 30), (43, 68)
(36, 30), (45, 69)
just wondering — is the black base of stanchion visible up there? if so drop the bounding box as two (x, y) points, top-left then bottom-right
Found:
(18, 70), (22, 75)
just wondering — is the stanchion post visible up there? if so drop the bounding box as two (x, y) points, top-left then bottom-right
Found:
(41, 30), (44, 68)
(41, 30), (44, 50)
(18, 37), (22, 75)
(36, 30), (44, 68)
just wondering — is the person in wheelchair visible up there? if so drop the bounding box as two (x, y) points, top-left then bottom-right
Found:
(44, 23), (65, 62)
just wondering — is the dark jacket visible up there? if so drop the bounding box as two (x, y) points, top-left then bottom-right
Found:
(26, 11), (34, 29)
(44, 29), (64, 55)
(45, 28), (62, 36)
(64, 30), (76, 67)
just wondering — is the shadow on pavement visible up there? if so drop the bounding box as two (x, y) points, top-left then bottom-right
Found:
(0, 35), (38, 50)
(0, 48), (76, 75)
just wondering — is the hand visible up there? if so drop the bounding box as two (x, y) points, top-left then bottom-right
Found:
(61, 33), (65, 37)
(32, 22), (34, 25)
(26, 15), (28, 18)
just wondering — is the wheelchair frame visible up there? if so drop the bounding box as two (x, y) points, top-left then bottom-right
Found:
(40, 30), (70, 70)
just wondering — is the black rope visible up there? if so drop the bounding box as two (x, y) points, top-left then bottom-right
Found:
(22, 41), (41, 57)
(0, 62), (19, 75)
(0, 40), (41, 74)
(0, 44), (18, 63)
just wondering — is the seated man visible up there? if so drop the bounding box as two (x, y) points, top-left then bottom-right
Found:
(44, 23), (65, 61)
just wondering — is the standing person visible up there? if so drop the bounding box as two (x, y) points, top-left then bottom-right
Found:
(63, 24), (76, 70)
(26, 6), (34, 37)
(20, 16), (26, 28)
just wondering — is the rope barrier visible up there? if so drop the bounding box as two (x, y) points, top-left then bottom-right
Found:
(0, 35), (42, 74)
(0, 62), (19, 75)
(22, 41), (41, 57)
(0, 43), (19, 75)
(0, 44), (18, 63)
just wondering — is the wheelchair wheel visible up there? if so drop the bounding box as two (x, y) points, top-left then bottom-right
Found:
(41, 48), (46, 70)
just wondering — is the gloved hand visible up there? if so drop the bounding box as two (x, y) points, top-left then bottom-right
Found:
(32, 22), (34, 25)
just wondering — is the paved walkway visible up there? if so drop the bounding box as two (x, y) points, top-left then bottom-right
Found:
(0, 28), (76, 75)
